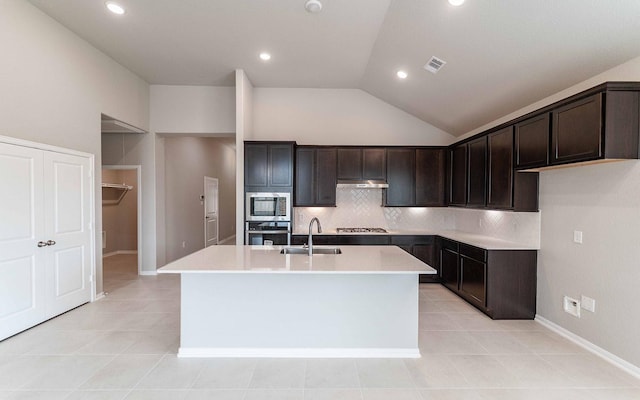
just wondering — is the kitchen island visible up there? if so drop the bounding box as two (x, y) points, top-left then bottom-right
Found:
(158, 245), (435, 358)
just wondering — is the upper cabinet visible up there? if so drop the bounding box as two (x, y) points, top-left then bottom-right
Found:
(337, 148), (386, 181)
(245, 142), (294, 190)
(515, 114), (549, 169)
(416, 148), (446, 206)
(385, 148), (446, 207)
(466, 137), (487, 208)
(487, 127), (514, 209)
(449, 144), (467, 207)
(384, 148), (415, 206)
(294, 146), (337, 207)
(514, 84), (640, 170)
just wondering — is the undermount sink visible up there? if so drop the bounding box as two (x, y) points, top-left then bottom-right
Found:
(280, 247), (342, 255)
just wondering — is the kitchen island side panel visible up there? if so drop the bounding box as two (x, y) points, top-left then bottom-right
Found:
(179, 273), (419, 357)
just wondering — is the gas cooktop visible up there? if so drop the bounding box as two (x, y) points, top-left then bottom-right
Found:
(336, 227), (388, 233)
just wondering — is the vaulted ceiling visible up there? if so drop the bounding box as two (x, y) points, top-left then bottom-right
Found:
(28, 0), (640, 136)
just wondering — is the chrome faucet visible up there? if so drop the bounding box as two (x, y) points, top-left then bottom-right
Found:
(308, 217), (322, 256)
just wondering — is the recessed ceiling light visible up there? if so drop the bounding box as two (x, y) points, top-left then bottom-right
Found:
(448, 0), (465, 6)
(105, 1), (125, 15)
(305, 0), (323, 13)
(259, 52), (271, 61)
(396, 70), (408, 79)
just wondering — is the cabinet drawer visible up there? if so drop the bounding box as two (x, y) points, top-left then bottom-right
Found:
(441, 238), (458, 252)
(459, 243), (487, 262)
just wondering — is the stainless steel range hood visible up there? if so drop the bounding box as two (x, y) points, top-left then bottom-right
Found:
(336, 180), (389, 189)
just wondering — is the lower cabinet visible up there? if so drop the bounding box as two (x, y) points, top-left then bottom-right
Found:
(291, 235), (390, 246)
(390, 236), (438, 283)
(438, 238), (537, 319)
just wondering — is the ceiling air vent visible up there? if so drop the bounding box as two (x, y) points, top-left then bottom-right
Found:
(424, 56), (446, 74)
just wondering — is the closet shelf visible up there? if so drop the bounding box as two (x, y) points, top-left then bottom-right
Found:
(102, 183), (133, 205)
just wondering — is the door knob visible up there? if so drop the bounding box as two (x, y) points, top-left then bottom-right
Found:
(37, 241), (47, 247)
(46, 240), (56, 246)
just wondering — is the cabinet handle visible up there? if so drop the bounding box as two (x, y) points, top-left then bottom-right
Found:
(46, 240), (56, 246)
(37, 241), (47, 247)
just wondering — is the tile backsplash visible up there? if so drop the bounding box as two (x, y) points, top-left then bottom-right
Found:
(294, 188), (540, 247)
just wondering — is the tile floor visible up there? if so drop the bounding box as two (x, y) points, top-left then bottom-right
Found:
(0, 254), (639, 399)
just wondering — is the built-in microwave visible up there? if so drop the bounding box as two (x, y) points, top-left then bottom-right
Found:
(245, 192), (291, 222)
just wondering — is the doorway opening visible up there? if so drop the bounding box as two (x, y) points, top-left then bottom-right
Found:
(101, 165), (142, 279)
(204, 176), (219, 247)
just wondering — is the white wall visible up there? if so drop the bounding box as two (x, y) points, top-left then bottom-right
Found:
(459, 55), (640, 369)
(235, 70), (253, 245)
(150, 85), (235, 135)
(0, 0), (150, 293)
(252, 88), (455, 145)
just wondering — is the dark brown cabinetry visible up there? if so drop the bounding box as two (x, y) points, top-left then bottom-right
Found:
(449, 144), (467, 206)
(487, 127), (513, 209)
(291, 235), (390, 246)
(416, 148), (446, 206)
(551, 93), (603, 164)
(391, 236), (438, 283)
(294, 147), (337, 207)
(384, 148), (416, 206)
(245, 142), (294, 190)
(513, 84), (640, 169)
(439, 238), (459, 291)
(515, 114), (550, 169)
(337, 148), (386, 181)
(438, 238), (537, 319)
(467, 137), (487, 207)
(385, 148), (446, 207)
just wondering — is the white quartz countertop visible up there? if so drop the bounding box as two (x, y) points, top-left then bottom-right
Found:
(158, 245), (436, 274)
(291, 229), (539, 250)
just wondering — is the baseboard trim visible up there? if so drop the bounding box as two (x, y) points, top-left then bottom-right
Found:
(103, 250), (138, 258)
(218, 235), (236, 245)
(177, 347), (421, 359)
(94, 292), (105, 301)
(140, 270), (157, 276)
(535, 315), (640, 379)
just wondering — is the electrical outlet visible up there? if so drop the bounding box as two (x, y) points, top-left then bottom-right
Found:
(573, 230), (583, 244)
(581, 295), (596, 312)
(563, 296), (581, 318)
(182, 241), (186, 248)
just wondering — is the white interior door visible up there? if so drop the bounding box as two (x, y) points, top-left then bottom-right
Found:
(204, 177), (219, 247)
(43, 151), (92, 317)
(0, 143), (46, 339)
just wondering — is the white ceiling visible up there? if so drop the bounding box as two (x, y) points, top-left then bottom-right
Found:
(28, 0), (640, 136)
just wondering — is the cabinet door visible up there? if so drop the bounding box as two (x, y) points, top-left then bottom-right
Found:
(385, 148), (416, 206)
(459, 256), (486, 308)
(337, 148), (362, 180)
(487, 127), (513, 209)
(416, 148), (446, 206)
(440, 248), (459, 291)
(449, 144), (467, 206)
(362, 148), (386, 180)
(244, 143), (268, 187)
(268, 144), (294, 187)
(515, 114), (549, 169)
(294, 148), (315, 206)
(315, 148), (337, 206)
(467, 137), (487, 207)
(551, 93), (603, 165)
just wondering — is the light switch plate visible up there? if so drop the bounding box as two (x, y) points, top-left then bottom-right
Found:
(573, 230), (583, 244)
(581, 295), (596, 312)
